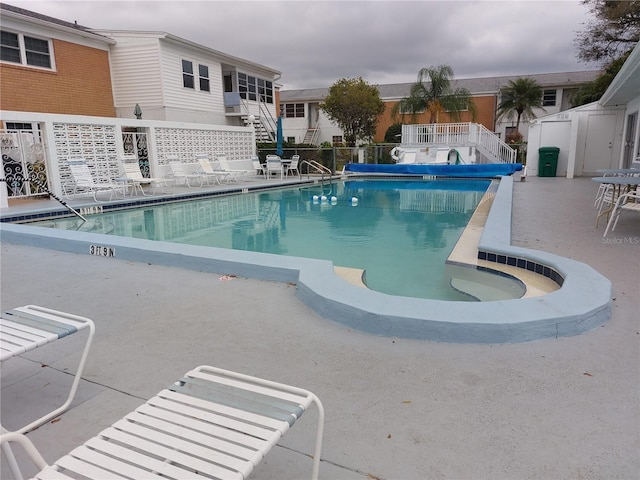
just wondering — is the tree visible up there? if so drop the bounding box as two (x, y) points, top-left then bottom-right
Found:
(392, 64), (476, 124)
(495, 78), (544, 135)
(384, 123), (402, 143)
(571, 52), (632, 106)
(575, 0), (640, 65)
(320, 77), (385, 147)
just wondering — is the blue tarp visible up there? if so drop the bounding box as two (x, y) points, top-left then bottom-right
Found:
(345, 163), (523, 177)
(345, 179), (491, 192)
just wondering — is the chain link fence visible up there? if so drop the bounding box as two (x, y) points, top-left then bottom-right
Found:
(257, 144), (400, 174)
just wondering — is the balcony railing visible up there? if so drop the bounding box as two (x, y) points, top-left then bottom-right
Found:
(401, 122), (516, 163)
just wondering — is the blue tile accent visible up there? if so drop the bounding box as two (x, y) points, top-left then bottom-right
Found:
(477, 250), (565, 287)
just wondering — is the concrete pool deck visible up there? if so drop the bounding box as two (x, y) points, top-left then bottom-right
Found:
(1, 176), (639, 479)
(0, 175), (613, 343)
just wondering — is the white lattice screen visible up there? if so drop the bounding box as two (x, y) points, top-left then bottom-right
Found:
(51, 121), (254, 194)
(154, 128), (254, 164)
(53, 123), (119, 194)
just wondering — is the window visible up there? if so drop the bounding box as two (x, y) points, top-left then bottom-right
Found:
(505, 126), (517, 138)
(198, 64), (210, 92)
(543, 89), (557, 107)
(284, 103), (305, 118)
(1, 30), (51, 69)
(332, 136), (343, 145)
(398, 102), (424, 114)
(286, 136), (296, 143)
(257, 78), (273, 104)
(238, 72), (273, 104)
(4, 122), (36, 130)
(182, 60), (194, 89)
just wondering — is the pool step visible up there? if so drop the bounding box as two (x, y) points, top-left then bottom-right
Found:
(447, 187), (559, 299)
(334, 266), (367, 288)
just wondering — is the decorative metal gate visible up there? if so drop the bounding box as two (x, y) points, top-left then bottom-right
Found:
(1, 129), (48, 198)
(122, 131), (150, 177)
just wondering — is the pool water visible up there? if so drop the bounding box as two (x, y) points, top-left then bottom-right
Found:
(35, 179), (491, 300)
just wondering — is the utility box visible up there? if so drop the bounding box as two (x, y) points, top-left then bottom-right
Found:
(538, 147), (560, 177)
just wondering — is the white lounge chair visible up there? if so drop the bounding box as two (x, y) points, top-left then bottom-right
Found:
(216, 155), (253, 182)
(67, 159), (121, 201)
(1, 365), (325, 480)
(119, 156), (167, 195)
(266, 155), (284, 179)
(169, 161), (206, 187)
(0, 305), (95, 434)
(195, 153), (231, 185)
(252, 156), (267, 176)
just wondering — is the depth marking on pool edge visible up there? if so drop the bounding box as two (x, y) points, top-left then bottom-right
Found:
(89, 245), (115, 257)
(79, 206), (103, 215)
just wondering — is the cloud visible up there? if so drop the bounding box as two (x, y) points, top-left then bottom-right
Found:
(8, 0), (594, 89)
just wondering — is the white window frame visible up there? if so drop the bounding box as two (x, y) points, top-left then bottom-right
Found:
(182, 59), (195, 89)
(198, 64), (210, 92)
(542, 89), (557, 107)
(284, 103), (304, 118)
(0, 30), (55, 71)
(238, 72), (273, 104)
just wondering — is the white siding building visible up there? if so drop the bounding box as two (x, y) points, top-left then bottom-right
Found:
(279, 71), (599, 146)
(95, 30), (282, 131)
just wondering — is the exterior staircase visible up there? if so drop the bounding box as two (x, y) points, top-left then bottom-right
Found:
(401, 122), (516, 164)
(302, 127), (319, 145)
(243, 116), (275, 142)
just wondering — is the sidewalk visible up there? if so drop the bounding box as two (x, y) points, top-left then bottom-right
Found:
(1, 176), (638, 479)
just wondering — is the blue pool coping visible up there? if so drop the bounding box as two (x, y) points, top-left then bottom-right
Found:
(0, 176), (612, 343)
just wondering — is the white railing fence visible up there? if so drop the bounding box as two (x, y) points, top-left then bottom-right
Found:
(401, 122), (516, 163)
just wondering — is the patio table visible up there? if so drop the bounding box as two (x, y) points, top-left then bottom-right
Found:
(595, 168), (640, 175)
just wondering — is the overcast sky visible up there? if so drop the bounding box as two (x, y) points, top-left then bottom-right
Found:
(8, 0), (596, 90)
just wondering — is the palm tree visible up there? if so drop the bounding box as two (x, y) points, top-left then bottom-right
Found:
(392, 65), (476, 124)
(496, 78), (545, 135)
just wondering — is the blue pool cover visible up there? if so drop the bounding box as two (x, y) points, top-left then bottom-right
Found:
(345, 163), (523, 177)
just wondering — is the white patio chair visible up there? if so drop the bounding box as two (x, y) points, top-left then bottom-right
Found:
(603, 190), (640, 236)
(0, 365), (325, 480)
(286, 155), (300, 177)
(266, 156), (284, 179)
(67, 159), (121, 201)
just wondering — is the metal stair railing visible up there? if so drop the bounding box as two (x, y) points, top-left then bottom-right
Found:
(300, 159), (333, 184)
(241, 95), (277, 142)
(301, 159), (332, 175)
(1, 174), (87, 222)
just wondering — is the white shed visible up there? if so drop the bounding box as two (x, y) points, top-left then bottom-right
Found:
(526, 43), (640, 178)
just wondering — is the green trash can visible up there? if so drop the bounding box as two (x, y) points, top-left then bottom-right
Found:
(538, 147), (560, 177)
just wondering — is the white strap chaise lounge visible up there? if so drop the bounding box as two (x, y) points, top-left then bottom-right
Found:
(0, 305), (95, 434)
(1, 365), (325, 480)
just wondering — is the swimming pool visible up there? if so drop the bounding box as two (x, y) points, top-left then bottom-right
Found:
(30, 179), (497, 301)
(0, 176), (612, 343)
